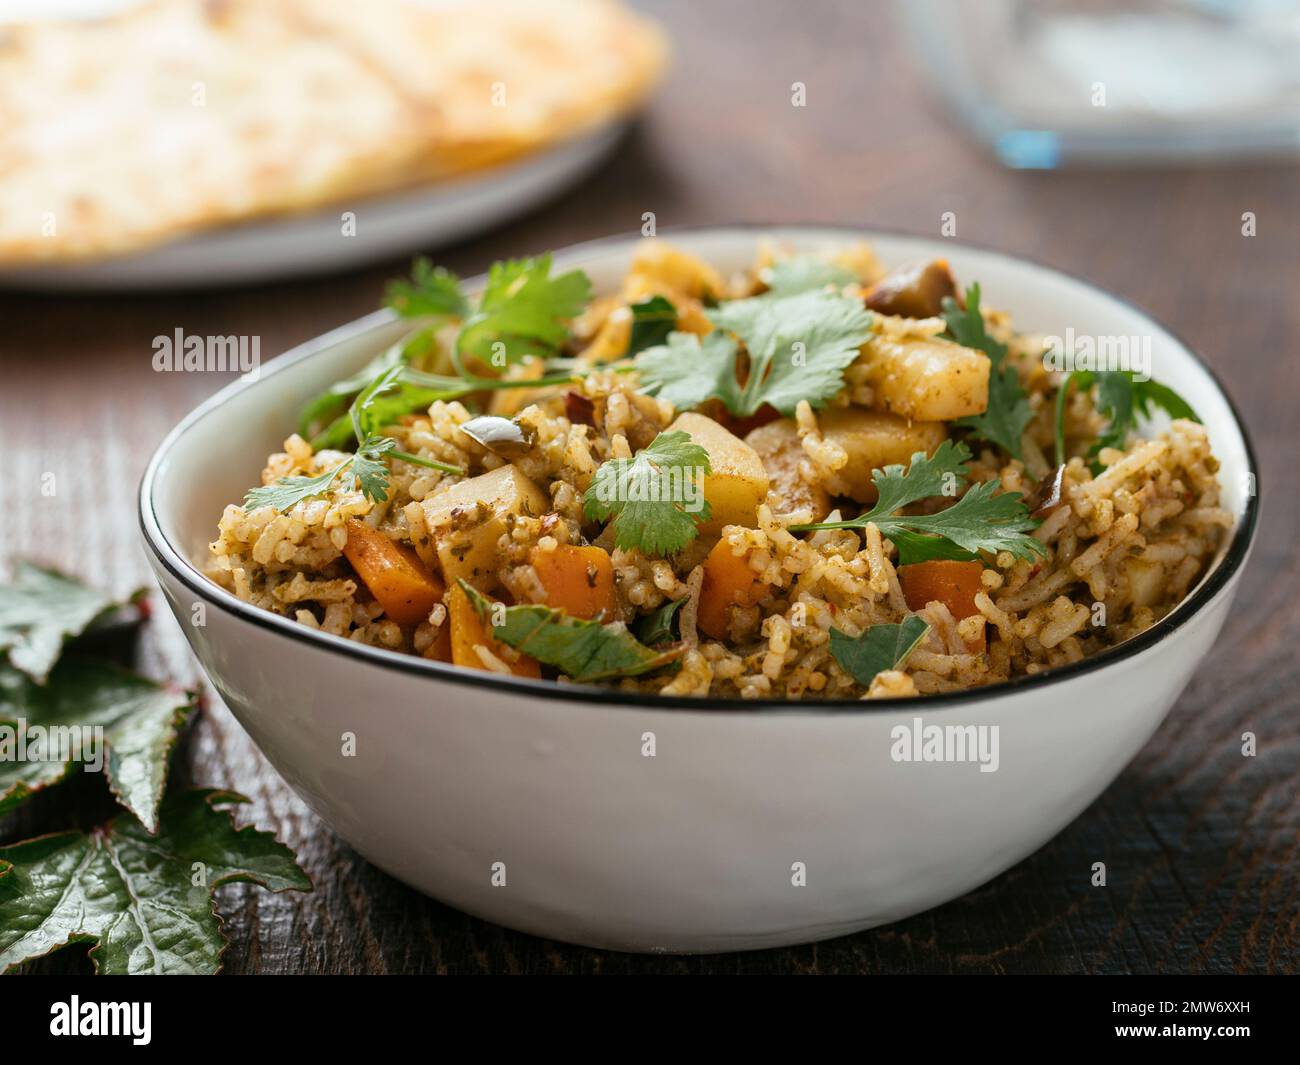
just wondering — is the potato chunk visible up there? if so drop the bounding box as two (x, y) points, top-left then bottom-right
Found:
(859, 336), (989, 421)
(668, 412), (769, 534)
(420, 465), (548, 591)
(744, 418), (830, 522)
(818, 408), (947, 502)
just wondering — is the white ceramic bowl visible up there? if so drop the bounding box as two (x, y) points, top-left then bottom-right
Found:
(139, 227), (1260, 952)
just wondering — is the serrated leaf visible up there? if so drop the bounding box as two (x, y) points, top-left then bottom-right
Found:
(0, 660), (197, 831)
(761, 255), (856, 297)
(583, 430), (713, 557)
(943, 283), (1031, 458)
(829, 616), (931, 687)
(0, 789), (311, 975)
(0, 563), (135, 684)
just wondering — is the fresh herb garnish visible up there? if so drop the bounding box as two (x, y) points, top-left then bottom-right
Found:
(627, 295), (678, 355)
(458, 581), (683, 682)
(456, 254), (593, 369)
(247, 366), (465, 512)
(942, 283), (1032, 459)
(792, 439), (1047, 561)
(633, 597), (687, 646)
(583, 431), (713, 557)
(761, 255), (856, 297)
(384, 257), (470, 320)
(637, 289), (873, 417)
(0, 789), (311, 975)
(829, 616), (930, 686)
(1054, 369), (1200, 470)
(0, 563), (140, 684)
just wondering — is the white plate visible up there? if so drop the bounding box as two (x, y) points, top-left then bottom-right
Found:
(0, 124), (625, 291)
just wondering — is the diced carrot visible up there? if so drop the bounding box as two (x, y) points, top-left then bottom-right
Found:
(697, 538), (767, 641)
(343, 519), (444, 626)
(898, 560), (987, 653)
(528, 544), (616, 620)
(446, 582), (541, 678)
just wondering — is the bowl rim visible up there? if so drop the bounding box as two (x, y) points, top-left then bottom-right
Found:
(138, 223), (1261, 715)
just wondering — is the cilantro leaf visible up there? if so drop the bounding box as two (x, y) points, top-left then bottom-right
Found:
(635, 331), (743, 414)
(0, 660), (197, 831)
(707, 289), (875, 415)
(0, 789), (311, 975)
(1054, 370), (1200, 471)
(829, 616), (930, 686)
(637, 290), (872, 417)
(458, 254), (593, 367)
(762, 255), (856, 297)
(633, 598), (687, 646)
(583, 431), (713, 557)
(627, 295), (678, 355)
(384, 257), (470, 319)
(792, 439), (1047, 561)
(247, 366), (464, 511)
(943, 283), (1031, 458)
(459, 582), (683, 682)
(243, 459), (353, 512)
(0, 563), (138, 684)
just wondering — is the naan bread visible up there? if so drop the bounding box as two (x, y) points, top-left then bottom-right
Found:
(0, 0), (667, 263)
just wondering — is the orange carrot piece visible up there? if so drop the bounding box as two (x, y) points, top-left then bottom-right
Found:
(446, 582), (541, 678)
(697, 538), (766, 641)
(529, 544), (617, 620)
(343, 519), (444, 626)
(898, 559), (986, 652)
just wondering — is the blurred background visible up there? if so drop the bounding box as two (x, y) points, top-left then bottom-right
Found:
(2, 0), (1297, 974)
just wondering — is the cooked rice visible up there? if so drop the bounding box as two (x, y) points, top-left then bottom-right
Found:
(206, 243), (1230, 700)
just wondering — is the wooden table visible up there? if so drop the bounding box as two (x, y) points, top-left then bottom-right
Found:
(3, 0), (1296, 974)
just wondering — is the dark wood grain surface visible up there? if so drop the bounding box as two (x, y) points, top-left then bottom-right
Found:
(2, 0), (1296, 974)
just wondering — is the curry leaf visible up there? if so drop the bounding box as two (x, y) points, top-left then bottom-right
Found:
(459, 582), (683, 682)
(829, 616), (930, 687)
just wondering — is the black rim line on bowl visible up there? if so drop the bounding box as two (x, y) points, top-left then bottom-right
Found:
(137, 223), (1261, 715)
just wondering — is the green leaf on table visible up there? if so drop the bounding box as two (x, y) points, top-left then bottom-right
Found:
(0, 660), (197, 831)
(583, 430), (713, 557)
(459, 581), (683, 683)
(0, 563), (136, 684)
(943, 283), (1032, 459)
(829, 616), (931, 687)
(0, 789), (311, 975)
(627, 295), (678, 355)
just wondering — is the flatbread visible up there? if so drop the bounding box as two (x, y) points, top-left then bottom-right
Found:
(0, 0), (667, 263)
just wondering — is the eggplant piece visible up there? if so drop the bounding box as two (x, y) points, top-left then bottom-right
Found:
(864, 259), (960, 319)
(1029, 464), (1067, 520)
